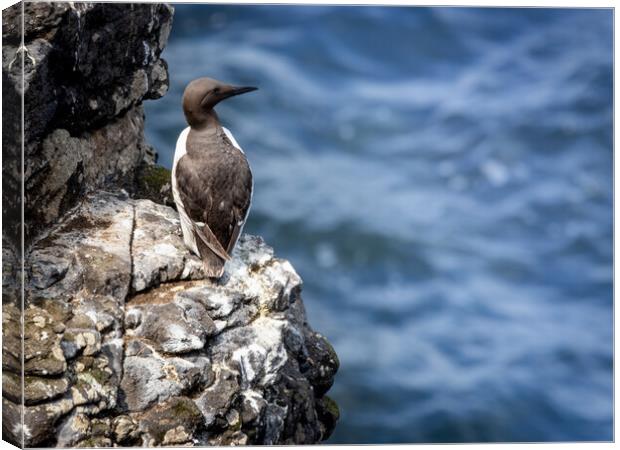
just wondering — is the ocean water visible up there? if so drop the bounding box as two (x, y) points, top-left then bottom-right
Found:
(144, 6), (613, 443)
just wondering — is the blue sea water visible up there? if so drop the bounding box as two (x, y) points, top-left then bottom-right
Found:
(144, 6), (613, 443)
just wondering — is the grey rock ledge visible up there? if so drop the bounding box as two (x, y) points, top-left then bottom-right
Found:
(3, 192), (339, 446)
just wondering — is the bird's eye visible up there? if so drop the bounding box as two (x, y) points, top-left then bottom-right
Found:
(212, 87), (220, 94)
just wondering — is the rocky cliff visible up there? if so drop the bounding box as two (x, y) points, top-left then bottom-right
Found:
(3, 2), (171, 242)
(2, 2), (338, 447)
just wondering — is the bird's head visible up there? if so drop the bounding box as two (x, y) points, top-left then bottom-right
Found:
(182, 77), (258, 128)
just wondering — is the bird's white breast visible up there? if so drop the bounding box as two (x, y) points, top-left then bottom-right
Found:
(171, 126), (190, 203)
(173, 126), (190, 166)
(222, 127), (244, 154)
(171, 127), (198, 255)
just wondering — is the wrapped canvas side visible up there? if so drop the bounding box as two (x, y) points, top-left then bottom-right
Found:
(2, 2), (25, 448)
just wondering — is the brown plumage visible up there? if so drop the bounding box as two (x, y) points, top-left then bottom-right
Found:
(172, 77), (257, 278)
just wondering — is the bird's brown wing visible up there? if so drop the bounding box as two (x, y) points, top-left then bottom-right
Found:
(220, 132), (253, 253)
(175, 155), (231, 262)
(226, 206), (247, 254)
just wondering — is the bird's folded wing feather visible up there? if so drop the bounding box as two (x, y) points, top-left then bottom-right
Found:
(175, 155), (232, 261)
(226, 209), (245, 254)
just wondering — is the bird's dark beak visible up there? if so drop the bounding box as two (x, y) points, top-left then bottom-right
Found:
(200, 85), (258, 109)
(223, 86), (258, 99)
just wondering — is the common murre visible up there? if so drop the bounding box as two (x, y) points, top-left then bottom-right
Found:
(172, 77), (257, 278)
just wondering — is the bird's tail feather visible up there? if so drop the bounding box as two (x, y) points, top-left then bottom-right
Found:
(192, 222), (231, 261)
(196, 234), (226, 278)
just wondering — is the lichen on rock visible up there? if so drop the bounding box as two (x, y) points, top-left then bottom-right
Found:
(134, 163), (175, 208)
